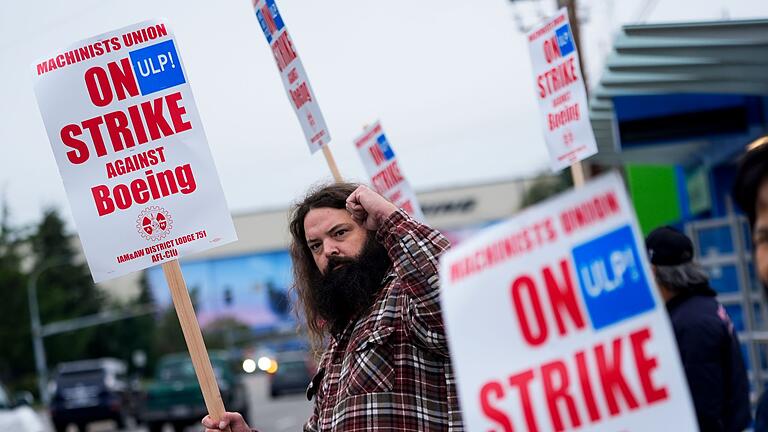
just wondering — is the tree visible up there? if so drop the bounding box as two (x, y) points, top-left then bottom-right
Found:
(202, 316), (253, 351)
(151, 286), (203, 359)
(0, 197), (34, 393)
(28, 209), (106, 371)
(0, 206), (164, 395)
(87, 271), (159, 377)
(521, 170), (573, 208)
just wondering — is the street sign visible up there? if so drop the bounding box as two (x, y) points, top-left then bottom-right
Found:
(254, 0), (330, 154)
(32, 20), (237, 283)
(354, 121), (424, 220)
(527, 8), (597, 172)
(440, 172), (697, 431)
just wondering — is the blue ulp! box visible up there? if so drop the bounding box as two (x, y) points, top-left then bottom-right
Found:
(555, 24), (575, 57)
(571, 225), (656, 330)
(129, 39), (186, 96)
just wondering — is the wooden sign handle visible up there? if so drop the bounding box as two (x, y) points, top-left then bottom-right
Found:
(163, 259), (232, 432)
(571, 161), (586, 188)
(321, 144), (343, 183)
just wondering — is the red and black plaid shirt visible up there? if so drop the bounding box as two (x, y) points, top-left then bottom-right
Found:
(302, 210), (464, 431)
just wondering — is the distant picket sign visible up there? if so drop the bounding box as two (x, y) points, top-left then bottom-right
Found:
(527, 8), (597, 172)
(254, 0), (330, 154)
(32, 20), (237, 283)
(439, 172), (697, 431)
(354, 121), (424, 221)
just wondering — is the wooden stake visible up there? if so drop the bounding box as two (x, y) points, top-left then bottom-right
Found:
(560, 0), (589, 189)
(163, 259), (231, 431)
(321, 144), (343, 183)
(571, 161), (585, 188)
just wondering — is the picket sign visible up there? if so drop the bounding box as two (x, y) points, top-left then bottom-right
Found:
(252, 0), (343, 184)
(439, 172), (698, 432)
(32, 20), (237, 428)
(353, 121), (424, 220)
(527, 8), (597, 182)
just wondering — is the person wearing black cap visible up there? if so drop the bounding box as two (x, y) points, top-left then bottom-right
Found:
(733, 136), (768, 430)
(646, 226), (751, 432)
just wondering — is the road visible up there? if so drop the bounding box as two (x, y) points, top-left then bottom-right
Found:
(243, 374), (313, 432)
(44, 374), (313, 432)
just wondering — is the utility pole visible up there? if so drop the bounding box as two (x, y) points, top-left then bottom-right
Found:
(508, 0), (594, 185)
(27, 258), (157, 406)
(557, 0), (591, 184)
(27, 260), (63, 406)
(509, 0), (588, 89)
(557, 0), (589, 93)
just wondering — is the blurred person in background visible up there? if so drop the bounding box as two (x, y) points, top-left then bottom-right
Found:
(646, 226), (751, 432)
(203, 183), (463, 432)
(733, 137), (768, 430)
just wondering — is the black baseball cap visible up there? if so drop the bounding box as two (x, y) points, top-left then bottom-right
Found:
(733, 137), (768, 228)
(645, 226), (694, 266)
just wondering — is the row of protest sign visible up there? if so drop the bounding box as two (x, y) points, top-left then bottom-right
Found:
(30, 2), (689, 431)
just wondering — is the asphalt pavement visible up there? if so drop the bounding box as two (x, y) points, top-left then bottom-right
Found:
(41, 374), (313, 432)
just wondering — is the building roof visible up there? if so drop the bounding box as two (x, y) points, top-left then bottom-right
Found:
(589, 18), (768, 166)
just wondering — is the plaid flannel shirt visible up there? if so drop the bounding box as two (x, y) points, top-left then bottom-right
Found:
(301, 209), (464, 431)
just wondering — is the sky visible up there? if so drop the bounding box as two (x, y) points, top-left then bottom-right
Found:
(2, 0), (768, 230)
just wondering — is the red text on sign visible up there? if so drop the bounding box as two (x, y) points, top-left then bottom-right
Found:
(479, 327), (668, 432)
(272, 32), (297, 72)
(85, 57), (139, 107)
(121, 23), (168, 48)
(537, 57), (578, 99)
(106, 146), (166, 179)
(511, 258), (586, 346)
(60, 91), (191, 165)
(543, 36), (562, 63)
(548, 103), (580, 131)
(449, 218), (557, 283)
(287, 68), (299, 84)
(369, 143), (387, 166)
(560, 192), (620, 235)
(354, 124), (384, 148)
(290, 82), (312, 110)
(91, 164), (197, 216)
(36, 37), (122, 76)
(371, 161), (405, 193)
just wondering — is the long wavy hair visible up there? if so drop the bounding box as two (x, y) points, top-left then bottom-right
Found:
(288, 182), (360, 353)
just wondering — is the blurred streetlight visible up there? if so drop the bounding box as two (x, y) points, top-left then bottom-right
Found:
(257, 356), (272, 372)
(242, 358), (257, 374)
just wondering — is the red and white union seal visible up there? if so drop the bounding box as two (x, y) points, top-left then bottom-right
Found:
(136, 206), (174, 241)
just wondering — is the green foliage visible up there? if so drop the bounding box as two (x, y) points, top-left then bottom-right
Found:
(521, 170), (573, 208)
(202, 316), (253, 351)
(150, 286), (205, 359)
(0, 199), (33, 392)
(152, 305), (188, 357)
(29, 209), (104, 367)
(88, 272), (158, 376)
(0, 207), (162, 395)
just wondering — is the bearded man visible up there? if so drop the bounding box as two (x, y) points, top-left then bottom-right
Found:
(203, 183), (464, 432)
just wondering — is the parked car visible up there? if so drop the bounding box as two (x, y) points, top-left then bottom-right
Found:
(140, 352), (249, 432)
(269, 350), (315, 398)
(0, 382), (46, 432)
(49, 358), (136, 432)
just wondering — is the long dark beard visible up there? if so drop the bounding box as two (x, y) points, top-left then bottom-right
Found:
(310, 234), (391, 335)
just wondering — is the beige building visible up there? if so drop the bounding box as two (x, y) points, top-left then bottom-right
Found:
(98, 176), (552, 300)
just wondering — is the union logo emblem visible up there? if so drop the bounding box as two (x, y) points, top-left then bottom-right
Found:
(136, 206), (173, 241)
